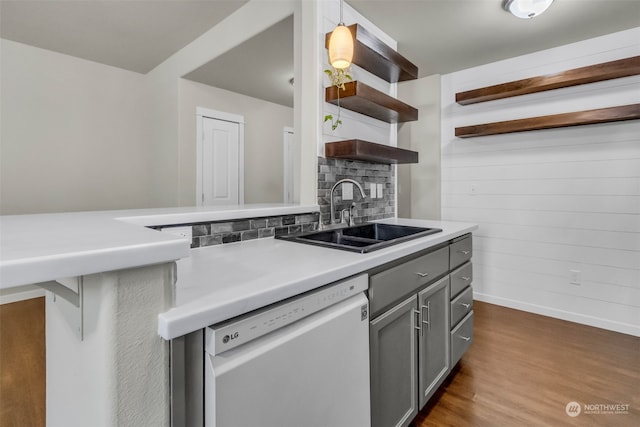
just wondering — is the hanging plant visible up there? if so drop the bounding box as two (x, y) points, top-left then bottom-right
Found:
(324, 67), (352, 130)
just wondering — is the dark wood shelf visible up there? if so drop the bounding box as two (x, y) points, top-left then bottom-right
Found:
(326, 81), (418, 123)
(455, 104), (640, 138)
(456, 56), (640, 105)
(325, 24), (418, 83)
(325, 139), (418, 164)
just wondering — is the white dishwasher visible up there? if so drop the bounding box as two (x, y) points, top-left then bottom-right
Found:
(204, 274), (371, 427)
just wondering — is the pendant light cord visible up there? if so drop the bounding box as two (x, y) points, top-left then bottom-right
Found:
(339, 0), (344, 25)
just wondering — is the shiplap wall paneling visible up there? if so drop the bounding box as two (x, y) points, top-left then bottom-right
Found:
(441, 28), (640, 336)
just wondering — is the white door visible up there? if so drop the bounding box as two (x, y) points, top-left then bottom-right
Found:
(283, 127), (294, 203)
(197, 109), (244, 206)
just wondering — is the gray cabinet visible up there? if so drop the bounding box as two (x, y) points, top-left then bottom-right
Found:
(369, 246), (449, 318)
(369, 233), (475, 427)
(370, 295), (418, 427)
(450, 234), (472, 270)
(451, 312), (474, 366)
(449, 234), (474, 367)
(417, 276), (450, 408)
(368, 245), (451, 427)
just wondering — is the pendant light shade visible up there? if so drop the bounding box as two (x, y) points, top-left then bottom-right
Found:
(503, 0), (554, 19)
(328, 24), (354, 69)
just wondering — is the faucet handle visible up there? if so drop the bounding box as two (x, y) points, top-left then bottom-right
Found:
(349, 203), (356, 226)
(340, 208), (350, 224)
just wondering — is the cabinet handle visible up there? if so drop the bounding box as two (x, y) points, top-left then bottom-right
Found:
(459, 335), (471, 342)
(413, 310), (421, 332)
(459, 302), (471, 309)
(421, 302), (430, 332)
(461, 276), (471, 281)
(415, 272), (430, 278)
(458, 250), (471, 255)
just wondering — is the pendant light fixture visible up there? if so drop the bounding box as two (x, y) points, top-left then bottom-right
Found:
(503, 0), (554, 19)
(328, 0), (354, 69)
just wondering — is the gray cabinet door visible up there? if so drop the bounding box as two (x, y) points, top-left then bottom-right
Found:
(370, 295), (418, 427)
(417, 276), (450, 409)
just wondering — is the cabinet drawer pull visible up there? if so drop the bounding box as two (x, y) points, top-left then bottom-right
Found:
(459, 302), (471, 309)
(461, 276), (471, 281)
(458, 335), (471, 342)
(413, 310), (421, 332)
(458, 250), (471, 255)
(421, 303), (430, 333)
(415, 272), (430, 278)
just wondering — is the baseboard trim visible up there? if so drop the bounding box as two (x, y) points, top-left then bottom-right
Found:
(474, 292), (640, 337)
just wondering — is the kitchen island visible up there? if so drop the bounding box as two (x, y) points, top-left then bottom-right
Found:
(0, 205), (476, 427)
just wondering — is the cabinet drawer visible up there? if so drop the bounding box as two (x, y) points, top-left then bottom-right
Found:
(450, 311), (473, 367)
(450, 286), (473, 328)
(450, 262), (472, 298)
(370, 246), (449, 318)
(450, 235), (472, 270)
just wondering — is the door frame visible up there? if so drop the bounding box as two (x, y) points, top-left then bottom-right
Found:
(283, 126), (294, 204)
(195, 107), (245, 206)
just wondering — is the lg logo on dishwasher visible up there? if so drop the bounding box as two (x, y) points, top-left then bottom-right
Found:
(223, 332), (239, 343)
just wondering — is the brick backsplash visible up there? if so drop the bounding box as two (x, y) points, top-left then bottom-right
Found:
(318, 157), (395, 226)
(151, 212), (320, 249)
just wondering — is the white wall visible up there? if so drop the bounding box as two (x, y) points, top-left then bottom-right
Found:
(398, 74), (441, 220)
(441, 28), (640, 336)
(0, 39), (151, 214)
(178, 79), (293, 205)
(146, 0), (300, 207)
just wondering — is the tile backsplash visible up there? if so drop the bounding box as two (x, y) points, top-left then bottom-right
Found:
(152, 212), (319, 249)
(318, 157), (395, 226)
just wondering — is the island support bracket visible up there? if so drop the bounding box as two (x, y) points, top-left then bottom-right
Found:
(40, 277), (84, 341)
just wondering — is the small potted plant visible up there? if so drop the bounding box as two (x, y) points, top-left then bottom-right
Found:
(324, 67), (352, 130)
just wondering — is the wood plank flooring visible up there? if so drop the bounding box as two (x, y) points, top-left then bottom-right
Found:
(1, 298), (637, 427)
(414, 301), (640, 427)
(0, 297), (46, 427)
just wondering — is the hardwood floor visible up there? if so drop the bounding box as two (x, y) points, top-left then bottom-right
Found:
(0, 297), (46, 427)
(414, 301), (640, 427)
(0, 298), (637, 427)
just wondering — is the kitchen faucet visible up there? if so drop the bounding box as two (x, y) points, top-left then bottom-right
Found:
(329, 179), (366, 226)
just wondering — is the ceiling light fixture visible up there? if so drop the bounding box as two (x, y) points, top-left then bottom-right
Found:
(328, 0), (354, 69)
(503, 0), (554, 19)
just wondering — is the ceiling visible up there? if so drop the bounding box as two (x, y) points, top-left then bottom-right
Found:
(0, 0), (248, 74)
(350, 0), (640, 77)
(183, 15), (294, 108)
(1, 0), (639, 106)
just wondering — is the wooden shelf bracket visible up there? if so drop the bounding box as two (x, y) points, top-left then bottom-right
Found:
(325, 24), (418, 83)
(325, 140), (418, 164)
(456, 56), (640, 105)
(455, 104), (640, 138)
(325, 81), (418, 123)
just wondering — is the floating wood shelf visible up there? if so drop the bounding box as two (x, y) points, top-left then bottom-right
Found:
(325, 139), (418, 164)
(456, 56), (640, 105)
(325, 24), (418, 83)
(455, 104), (640, 138)
(326, 81), (418, 123)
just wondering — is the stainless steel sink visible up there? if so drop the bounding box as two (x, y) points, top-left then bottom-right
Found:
(276, 223), (442, 253)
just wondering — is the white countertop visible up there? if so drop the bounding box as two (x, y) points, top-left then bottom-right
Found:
(0, 204), (319, 288)
(158, 218), (477, 340)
